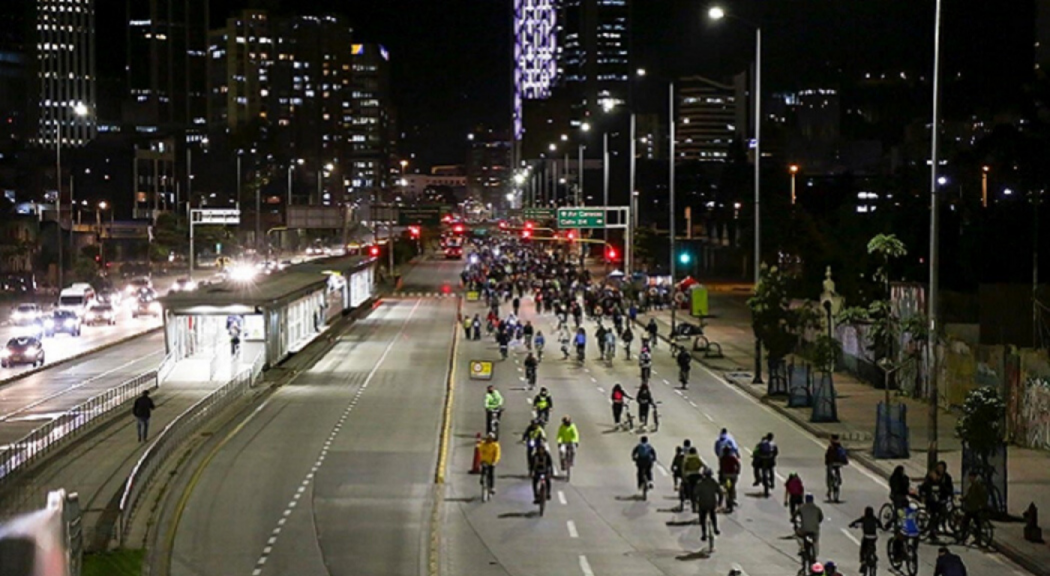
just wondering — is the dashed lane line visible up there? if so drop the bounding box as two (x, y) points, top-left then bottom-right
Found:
(579, 555), (595, 576)
(558, 490), (568, 505)
(567, 520), (579, 538)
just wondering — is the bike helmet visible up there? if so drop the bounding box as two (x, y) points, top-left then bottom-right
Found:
(810, 562), (824, 574)
(487, 432), (497, 440)
(823, 561), (837, 574)
(805, 493), (815, 503)
(562, 415), (571, 424)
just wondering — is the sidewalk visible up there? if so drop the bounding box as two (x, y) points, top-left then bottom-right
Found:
(637, 293), (1050, 576)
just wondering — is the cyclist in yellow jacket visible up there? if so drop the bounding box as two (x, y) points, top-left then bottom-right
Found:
(556, 415), (580, 472)
(477, 432), (501, 495)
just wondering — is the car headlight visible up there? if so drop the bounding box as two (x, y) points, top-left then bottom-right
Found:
(64, 319), (75, 327)
(149, 302), (161, 312)
(44, 319), (55, 328)
(12, 312), (23, 320)
(104, 312), (112, 319)
(86, 313), (96, 320)
(1, 349), (10, 358)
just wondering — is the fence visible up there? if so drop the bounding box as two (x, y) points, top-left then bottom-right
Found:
(0, 370), (158, 518)
(118, 352), (264, 543)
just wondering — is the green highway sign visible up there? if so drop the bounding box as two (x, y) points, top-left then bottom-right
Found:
(523, 207), (556, 220)
(397, 205), (443, 226)
(557, 207), (606, 229)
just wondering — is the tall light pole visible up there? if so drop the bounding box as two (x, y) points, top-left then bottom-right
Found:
(602, 133), (610, 251)
(578, 122), (590, 207)
(710, 5), (763, 384)
(926, 0), (944, 471)
(54, 102), (89, 290)
(96, 201), (109, 269)
(789, 164), (800, 205)
(981, 165), (990, 208)
(669, 82), (677, 334)
(288, 158), (304, 208)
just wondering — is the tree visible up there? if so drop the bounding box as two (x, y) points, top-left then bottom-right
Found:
(748, 265), (809, 379)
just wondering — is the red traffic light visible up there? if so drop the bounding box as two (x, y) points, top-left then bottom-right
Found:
(606, 247), (618, 261)
(369, 245), (380, 257)
(453, 224), (465, 234)
(498, 220), (508, 229)
(409, 225), (421, 237)
(566, 230), (577, 241)
(524, 221), (535, 230)
(522, 229), (532, 239)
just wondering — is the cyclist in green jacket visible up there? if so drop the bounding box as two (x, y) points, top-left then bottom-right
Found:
(556, 415), (580, 471)
(485, 385), (504, 435)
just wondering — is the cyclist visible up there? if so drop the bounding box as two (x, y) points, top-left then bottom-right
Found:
(574, 328), (587, 361)
(631, 436), (657, 492)
(919, 467), (947, 541)
(532, 387), (553, 424)
(646, 317), (658, 347)
(534, 330), (545, 360)
(793, 494), (825, 559)
(484, 385), (504, 435)
(636, 382), (654, 428)
(622, 325), (634, 359)
(512, 296), (521, 316)
(477, 432), (501, 495)
(610, 384), (632, 427)
(522, 418), (547, 472)
(934, 547), (967, 576)
(671, 446), (685, 491)
(889, 503), (922, 567)
(604, 328), (616, 362)
(822, 561), (842, 576)
(638, 346), (653, 383)
(695, 467), (722, 541)
(596, 324), (608, 359)
(676, 345), (691, 388)
(784, 472), (806, 520)
(824, 435), (849, 500)
(849, 505), (885, 570)
(556, 415), (579, 470)
(524, 352), (539, 389)
(530, 443), (554, 503)
(680, 446), (705, 511)
(718, 445), (741, 512)
(558, 327), (571, 359)
(752, 433), (779, 489)
(889, 465), (912, 512)
(714, 428), (739, 460)
(496, 329), (510, 359)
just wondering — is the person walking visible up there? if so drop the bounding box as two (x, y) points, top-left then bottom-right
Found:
(133, 390), (156, 442)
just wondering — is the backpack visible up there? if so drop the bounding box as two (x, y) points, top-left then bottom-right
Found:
(758, 440), (773, 458)
(635, 444), (655, 464)
(835, 444), (849, 465)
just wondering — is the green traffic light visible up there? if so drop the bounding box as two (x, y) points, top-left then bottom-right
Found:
(679, 253), (691, 264)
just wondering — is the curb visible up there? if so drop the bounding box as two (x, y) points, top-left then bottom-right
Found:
(0, 325), (164, 391)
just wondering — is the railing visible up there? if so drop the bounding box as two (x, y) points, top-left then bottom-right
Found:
(250, 351), (265, 384)
(118, 355), (264, 543)
(0, 370), (158, 517)
(157, 352), (176, 383)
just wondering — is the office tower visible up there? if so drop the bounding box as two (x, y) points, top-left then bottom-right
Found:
(557, 0), (630, 119)
(31, 0), (97, 146)
(348, 43), (394, 202)
(513, 0), (557, 140)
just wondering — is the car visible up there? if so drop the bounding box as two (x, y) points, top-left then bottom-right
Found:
(11, 303), (43, 326)
(45, 310), (81, 337)
(97, 288), (123, 307)
(444, 246), (463, 259)
(123, 277), (152, 297)
(169, 277), (198, 293)
(1, 336), (44, 368)
(132, 297), (162, 318)
(84, 304), (117, 326)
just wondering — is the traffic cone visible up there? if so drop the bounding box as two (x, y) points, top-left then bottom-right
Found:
(470, 432), (482, 474)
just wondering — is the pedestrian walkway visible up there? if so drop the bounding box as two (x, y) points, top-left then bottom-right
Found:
(637, 293), (1050, 576)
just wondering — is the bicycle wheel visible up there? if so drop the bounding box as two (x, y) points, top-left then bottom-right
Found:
(538, 482), (547, 516)
(481, 470), (489, 502)
(915, 508), (930, 537)
(878, 503), (896, 532)
(652, 407), (660, 432)
(642, 479), (649, 501)
(904, 546), (918, 576)
(886, 538), (903, 571)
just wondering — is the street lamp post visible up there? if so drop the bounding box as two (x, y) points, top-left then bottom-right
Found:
(789, 165), (800, 205)
(669, 82), (677, 334)
(96, 201), (109, 269)
(981, 165), (990, 208)
(927, 0), (945, 471)
(709, 5), (764, 384)
(603, 133), (610, 252)
(54, 103), (89, 289)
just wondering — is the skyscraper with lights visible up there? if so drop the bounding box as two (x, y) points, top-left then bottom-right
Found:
(513, 0), (557, 141)
(557, 0), (630, 119)
(31, 0), (97, 146)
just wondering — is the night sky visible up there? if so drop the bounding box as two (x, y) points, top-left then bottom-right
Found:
(92, 0), (1037, 167)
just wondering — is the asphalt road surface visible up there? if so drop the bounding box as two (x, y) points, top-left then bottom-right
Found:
(169, 259), (462, 576)
(441, 296), (1031, 576)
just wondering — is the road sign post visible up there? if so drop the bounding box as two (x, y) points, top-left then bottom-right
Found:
(523, 207), (556, 221)
(557, 208), (606, 229)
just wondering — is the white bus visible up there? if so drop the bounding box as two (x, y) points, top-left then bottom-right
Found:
(58, 284), (96, 316)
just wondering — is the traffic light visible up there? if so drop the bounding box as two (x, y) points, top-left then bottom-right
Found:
(369, 245), (380, 257)
(521, 229), (532, 239)
(453, 224), (465, 234)
(524, 221), (534, 231)
(409, 225), (420, 238)
(498, 220), (508, 230)
(566, 230), (577, 242)
(606, 246), (618, 261)
(679, 251), (692, 265)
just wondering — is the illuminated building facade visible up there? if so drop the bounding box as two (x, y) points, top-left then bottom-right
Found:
(31, 0), (97, 146)
(513, 0), (557, 140)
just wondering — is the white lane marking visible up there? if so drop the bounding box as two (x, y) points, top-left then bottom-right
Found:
(840, 527), (861, 546)
(596, 386), (605, 393)
(688, 401), (698, 408)
(674, 389), (683, 396)
(702, 412), (714, 422)
(743, 447), (753, 456)
(558, 490), (567, 505)
(775, 471), (786, 482)
(662, 379), (670, 385)
(579, 555), (595, 576)
(656, 463), (669, 477)
(567, 520), (579, 538)
(590, 377), (597, 383)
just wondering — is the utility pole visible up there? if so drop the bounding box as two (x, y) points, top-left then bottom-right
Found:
(669, 82), (677, 334)
(926, 0), (944, 471)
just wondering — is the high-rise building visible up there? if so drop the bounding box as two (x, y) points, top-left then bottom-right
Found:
(125, 0), (209, 132)
(556, 0), (630, 120)
(31, 0), (97, 147)
(467, 126), (511, 205)
(513, 0), (557, 140)
(206, 10), (272, 131)
(675, 75), (747, 163)
(348, 43), (394, 202)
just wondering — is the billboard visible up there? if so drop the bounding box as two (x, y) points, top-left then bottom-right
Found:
(287, 206), (345, 230)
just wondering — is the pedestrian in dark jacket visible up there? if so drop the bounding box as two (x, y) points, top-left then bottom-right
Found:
(934, 547), (967, 576)
(133, 390), (156, 442)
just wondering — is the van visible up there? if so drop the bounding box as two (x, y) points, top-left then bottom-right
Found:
(58, 285), (96, 316)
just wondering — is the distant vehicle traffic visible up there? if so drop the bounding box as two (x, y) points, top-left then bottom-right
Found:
(45, 310), (81, 337)
(58, 284), (96, 316)
(1, 336), (44, 368)
(169, 278), (198, 293)
(132, 296), (161, 318)
(84, 304), (117, 326)
(124, 277), (152, 296)
(11, 303), (43, 326)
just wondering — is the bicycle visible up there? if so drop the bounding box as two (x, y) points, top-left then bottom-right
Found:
(637, 464), (652, 500)
(640, 364), (652, 384)
(796, 532), (817, 576)
(536, 343), (543, 362)
(721, 474), (738, 513)
(859, 536), (879, 576)
(886, 532), (918, 576)
(826, 464), (843, 503)
(526, 367), (537, 390)
(499, 343), (508, 360)
(480, 463), (494, 502)
(536, 470), (548, 516)
(559, 442), (577, 482)
(650, 401), (661, 433)
(758, 465), (774, 497)
(702, 508), (717, 553)
(621, 400), (635, 431)
(951, 509), (994, 549)
(486, 408), (502, 439)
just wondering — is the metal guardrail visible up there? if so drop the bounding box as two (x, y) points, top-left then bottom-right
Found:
(157, 352), (176, 383)
(0, 370), (158, 517)
(118, 352), (265, 543)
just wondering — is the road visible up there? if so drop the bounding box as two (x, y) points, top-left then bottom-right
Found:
(0, 331), (165, 447)
(169, 258), (462, 576)
(441, 297), (1031, 576)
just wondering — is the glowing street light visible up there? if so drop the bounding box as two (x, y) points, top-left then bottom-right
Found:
(708, 6), (726, 20)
